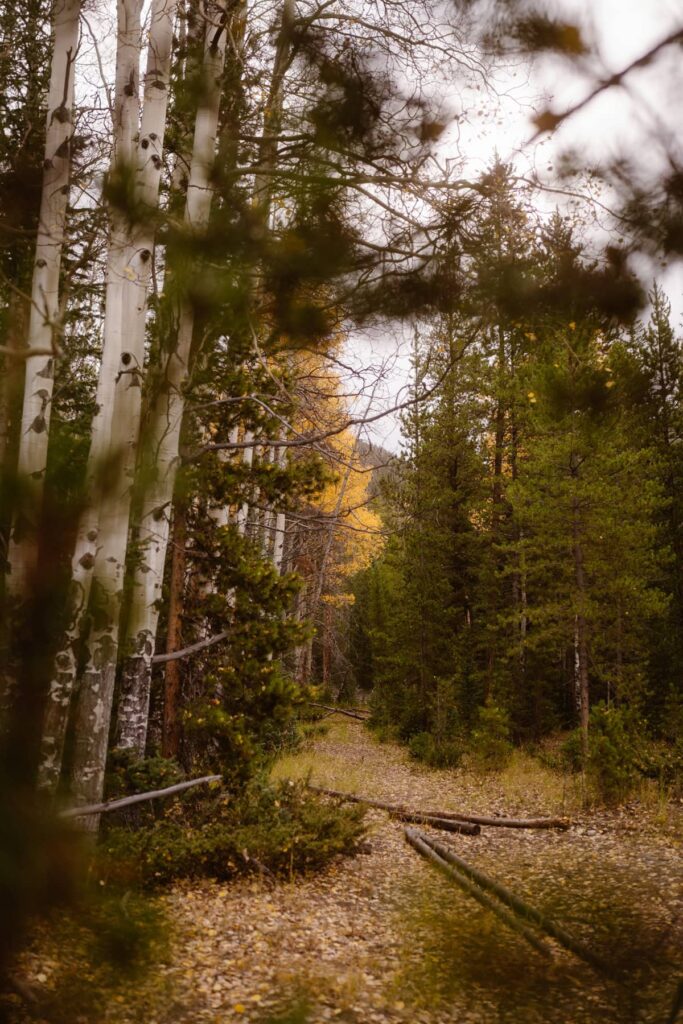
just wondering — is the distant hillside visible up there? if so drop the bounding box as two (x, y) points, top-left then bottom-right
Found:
(357, 439), (398, 498)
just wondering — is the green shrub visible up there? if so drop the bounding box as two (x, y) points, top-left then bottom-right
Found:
(106, 748), (184, 799)
(636, 738), (683, 793)
(469, 704), (513, 771)
(585, 703), (643, 803)
(559, 729), (584, 773)
(408, 731), (462, 768)
(97, 779), (366, 888)
(558, 704), (682, 801)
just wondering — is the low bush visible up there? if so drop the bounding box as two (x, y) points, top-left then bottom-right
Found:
(559, 703), (658, 803)
(98, 778), (366, 888)
(408, 731), (462, 768)
(586, 704), (640, 802)
(106, 748), (184, 797)
(468, 704), (513, 771)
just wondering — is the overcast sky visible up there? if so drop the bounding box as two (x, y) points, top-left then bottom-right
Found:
(359, 0), (683, 454)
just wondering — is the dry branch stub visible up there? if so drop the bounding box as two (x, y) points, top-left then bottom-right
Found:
(415, 830), (613, 976)
(404, 827), (553, 958)
(308, 785), (480, 835)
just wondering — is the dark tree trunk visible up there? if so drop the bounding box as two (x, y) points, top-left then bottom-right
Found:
(162, 501), (187, 759)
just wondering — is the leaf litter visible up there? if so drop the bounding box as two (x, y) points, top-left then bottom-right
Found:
(10, 718), (682, 1023)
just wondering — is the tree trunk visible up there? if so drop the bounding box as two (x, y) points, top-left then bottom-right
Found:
(162, 500), (187, 758)
(6, 0), (82, 598)
(405, 829), (553, 957)
(38, 0), (150, 792)
(63, 0), (146, 816)
(571, 496), (590, 762)
(236, 430), (255, 535)
(117, 1), (228, 754)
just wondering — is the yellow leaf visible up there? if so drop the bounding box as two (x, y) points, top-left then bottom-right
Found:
(234, 1004), (246, 1014)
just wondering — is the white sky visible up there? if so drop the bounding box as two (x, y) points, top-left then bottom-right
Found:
(358, 0), (683, 453)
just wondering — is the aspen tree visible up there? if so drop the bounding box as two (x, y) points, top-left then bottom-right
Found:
(116, 0), (229, 753)
(7, 0), (82, 597)
(38, 0), (179, 790)
(56, 0), (147, 811)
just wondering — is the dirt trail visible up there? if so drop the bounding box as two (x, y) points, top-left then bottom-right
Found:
(162, 719), (682, 1024)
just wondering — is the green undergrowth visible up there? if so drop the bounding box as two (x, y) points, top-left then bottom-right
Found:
(373, 702), (682, 810)
(98, 777), (366, 888)
(375, 701), (515, 773)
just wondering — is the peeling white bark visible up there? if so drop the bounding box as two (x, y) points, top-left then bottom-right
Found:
(40, 0), (177, 791)
(7, 0), (82, 596)
(117, 1), (229, 754)
(54, 0), (145, 812)
(236, 430), (255, 535)
(271, 446), (287, 571)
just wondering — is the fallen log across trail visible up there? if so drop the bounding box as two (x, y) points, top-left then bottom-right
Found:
(60, 774), (222, 819)
(420, 808), (570, 830)
(307, 703), (370, 720)
(404, 828), (553, 958)
(308, 784), (569, 831)
(408, 828), (613, 976)
(309, 785), (479, 834)
(393, 811), (480, 835)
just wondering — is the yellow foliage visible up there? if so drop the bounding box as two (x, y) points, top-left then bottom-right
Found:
(288, 346), (384, 597)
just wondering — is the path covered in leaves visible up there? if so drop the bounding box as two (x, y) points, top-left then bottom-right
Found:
(159, 719), (682, 1024)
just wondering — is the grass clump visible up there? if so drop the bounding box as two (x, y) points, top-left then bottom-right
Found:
(98, 778), (366, 888)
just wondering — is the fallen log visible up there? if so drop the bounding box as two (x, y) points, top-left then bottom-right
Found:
(60, 774), (222, 819)
(307, 703), (369, 721)
(308, 785), (479, 835)
(417, 830), (612, 975)
(307, 784), (569, 831)
(425, 809), (570, 830)
(404, 828), (552, 958)
(393, 811), (480, 835)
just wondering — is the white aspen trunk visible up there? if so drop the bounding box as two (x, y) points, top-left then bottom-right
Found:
(38, 0), (151, 791)
(271, 446), (287, 571)
(260, 437), (284, 562)
(116, 1), (228, 754)
(55, 1), (146, 814)
(6, 0), (82, 597)
(273, 508), (287, 572)
(211, 425), (240, 531)
(236, 430), (254, 535)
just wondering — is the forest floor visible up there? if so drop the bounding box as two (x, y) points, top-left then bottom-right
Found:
(156, 718), (681, 1024)
(12, 718), (683, 1024)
